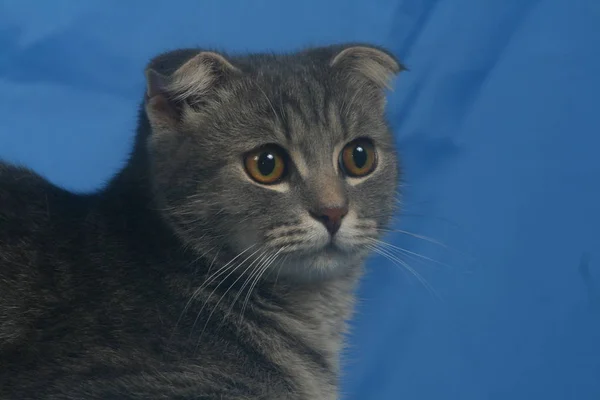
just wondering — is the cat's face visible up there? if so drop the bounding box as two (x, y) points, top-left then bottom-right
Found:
(145, 45), (402, 281)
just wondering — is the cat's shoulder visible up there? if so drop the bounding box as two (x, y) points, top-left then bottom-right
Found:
(0, 160), (79, 233)
(0, 159), (60, 201)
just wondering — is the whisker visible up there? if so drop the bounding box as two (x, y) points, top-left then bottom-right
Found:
(240, 247), (286, 318)
(368, 238), (453, 269)
(189, 246), (262, 339)
(272, 253), (291, 289)
(367, 243), (442, 301)
(171, 244), (255, 338)
(195, 247), (270, 347)
(240, 246), (287, 323)
(222, 250), (274, 326)
(192, 246), (255, 300)
(376, 228), (451, 250)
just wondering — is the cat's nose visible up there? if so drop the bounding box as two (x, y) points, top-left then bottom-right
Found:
(310, 206), (349, 235)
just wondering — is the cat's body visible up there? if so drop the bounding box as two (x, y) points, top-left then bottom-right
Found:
(0, 44), (402, 399)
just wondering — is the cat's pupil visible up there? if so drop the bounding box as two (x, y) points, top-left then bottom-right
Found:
(258, 153), (276, 176)
(353, 145), (367, 168)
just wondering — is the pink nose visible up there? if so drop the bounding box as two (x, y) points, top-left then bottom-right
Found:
(310, 206), (349, 235)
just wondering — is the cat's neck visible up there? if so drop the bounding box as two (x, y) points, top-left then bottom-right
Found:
(267, 265), (363, 372)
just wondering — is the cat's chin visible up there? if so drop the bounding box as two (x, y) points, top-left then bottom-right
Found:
(269, 245), (367, 283)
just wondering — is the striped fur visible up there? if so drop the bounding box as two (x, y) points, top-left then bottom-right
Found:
(0, 44), (401, 399)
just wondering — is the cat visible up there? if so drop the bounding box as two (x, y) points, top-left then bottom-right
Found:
(0, 43), (402, 399)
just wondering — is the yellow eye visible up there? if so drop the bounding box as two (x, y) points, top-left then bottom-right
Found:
(244, 146), (287, 184)
(340, 138), (377, 177)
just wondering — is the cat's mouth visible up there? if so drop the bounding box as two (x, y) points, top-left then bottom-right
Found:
(316, 236), (356, 257)
(281, 237), (348, 259)
(322, 241), (342, 254)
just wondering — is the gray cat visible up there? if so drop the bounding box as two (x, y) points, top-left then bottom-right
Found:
(0, 43), (402, 399)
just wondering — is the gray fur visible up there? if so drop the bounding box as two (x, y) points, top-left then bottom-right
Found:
(0, 43), (401, 399)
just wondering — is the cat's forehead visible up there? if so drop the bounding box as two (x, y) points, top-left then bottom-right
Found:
(180, 52), (395, 161)
(234, 70), (387, 152)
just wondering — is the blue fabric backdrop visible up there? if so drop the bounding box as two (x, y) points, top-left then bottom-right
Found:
(1, 1), (599, 399)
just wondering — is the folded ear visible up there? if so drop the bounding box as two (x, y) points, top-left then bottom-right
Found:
(144, 51), (239, 133)
(330, 45), (404, 90)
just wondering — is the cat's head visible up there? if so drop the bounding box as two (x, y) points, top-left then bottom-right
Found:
(143, 44), (403, 281)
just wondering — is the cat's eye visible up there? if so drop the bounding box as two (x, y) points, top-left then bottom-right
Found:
(244, 145), (287, 184)
(339, 138), (377, 177)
